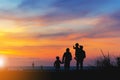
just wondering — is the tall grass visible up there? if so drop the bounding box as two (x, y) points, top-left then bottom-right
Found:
(94, 50), (113, 69)
(94, 50), (120, 69)
(116, 56), (120, 68)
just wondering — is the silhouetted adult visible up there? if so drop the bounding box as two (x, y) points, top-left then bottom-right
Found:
(62, 48), (72, 70)
(77, 45), (86, 70)
(54, 56), (62, 71)
(73, 43), (80, 60)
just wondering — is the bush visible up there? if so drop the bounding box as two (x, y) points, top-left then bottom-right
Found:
(116, 57), (120, 68)
(95, 55), (113, 69)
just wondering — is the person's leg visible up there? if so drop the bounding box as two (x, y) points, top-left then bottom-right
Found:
(67, 62), (70, 70)
(64, 62), (67, 70)
(65, 62), (69, 71)
(58, 66), (60, 71)
(76, 60), (79, 70)
(64, 64), (66, 70)
(80, 59), (84, 70)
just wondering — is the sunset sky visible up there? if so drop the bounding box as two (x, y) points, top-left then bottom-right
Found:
(0, 0), (120, 67)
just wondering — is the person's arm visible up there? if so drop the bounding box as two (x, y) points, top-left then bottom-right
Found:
(54, 61), (56, 67)
(84, 51), (86, 58)
(73, 46), (75, 49)
(59, 60), (62, 64)
(62, 53), (65, 63)
(70, 53), (72, 60)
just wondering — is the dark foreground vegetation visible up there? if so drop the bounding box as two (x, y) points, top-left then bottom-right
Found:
(0, 68), (120, 80)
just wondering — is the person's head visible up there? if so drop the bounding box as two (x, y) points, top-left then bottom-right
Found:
(56, 56), (59, 60)
(80, 45), (83, 49)
(75, 43), (79, 47)
(66, 48), (70, 52)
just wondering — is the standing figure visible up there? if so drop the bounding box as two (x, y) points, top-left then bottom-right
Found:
(54, 56), (62, 71)
(77, 45), (86, 70)
(62, 48), (72, 71)
(73, 43), (80, 60)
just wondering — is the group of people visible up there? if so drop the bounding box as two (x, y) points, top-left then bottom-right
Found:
(54, 43), (86, 71)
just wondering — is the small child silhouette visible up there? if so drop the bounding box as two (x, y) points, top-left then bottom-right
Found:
(73, 43), (80, 60)
(54, 56), (62, 71)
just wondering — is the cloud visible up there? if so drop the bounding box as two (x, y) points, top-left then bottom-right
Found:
(36, 32), (72, 38)
(1, 13), (120, 41)
(0, 0), (21, 10)
(109, 11), (120, 21)
(19, 0), (54, 10)
(14, 0), (120, 25)
(0, 0), (120, 40)
(39, 0), (111, 22)
(1, 0), (120, 26)
(18, 0), (56, 16)
(72, 14), (120, 39)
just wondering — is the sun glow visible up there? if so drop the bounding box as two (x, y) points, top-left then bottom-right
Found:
(0, 56), (5, 68)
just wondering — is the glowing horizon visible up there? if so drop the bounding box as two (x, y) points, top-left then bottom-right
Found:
(0, 0), (120, 66)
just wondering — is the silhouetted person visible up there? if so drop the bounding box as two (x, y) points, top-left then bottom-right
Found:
(32, 62), (35, 69)
(73, 43), (80, 60)
(62, 48), (72, 71)
(54, 56), (62, 71)
(73, 43), (80, 69)
(76, 45), (86, 70)
(116, 57), (120, 68)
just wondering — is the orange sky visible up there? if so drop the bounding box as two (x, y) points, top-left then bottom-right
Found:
(0, 0), (120, 66)
(0, 18), (120, 66)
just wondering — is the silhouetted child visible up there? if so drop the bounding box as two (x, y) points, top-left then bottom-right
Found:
(73, 43), (80, 60)
(54, 56), (62, 71)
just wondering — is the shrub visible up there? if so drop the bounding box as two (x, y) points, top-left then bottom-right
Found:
(116, 57), (120, 68)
